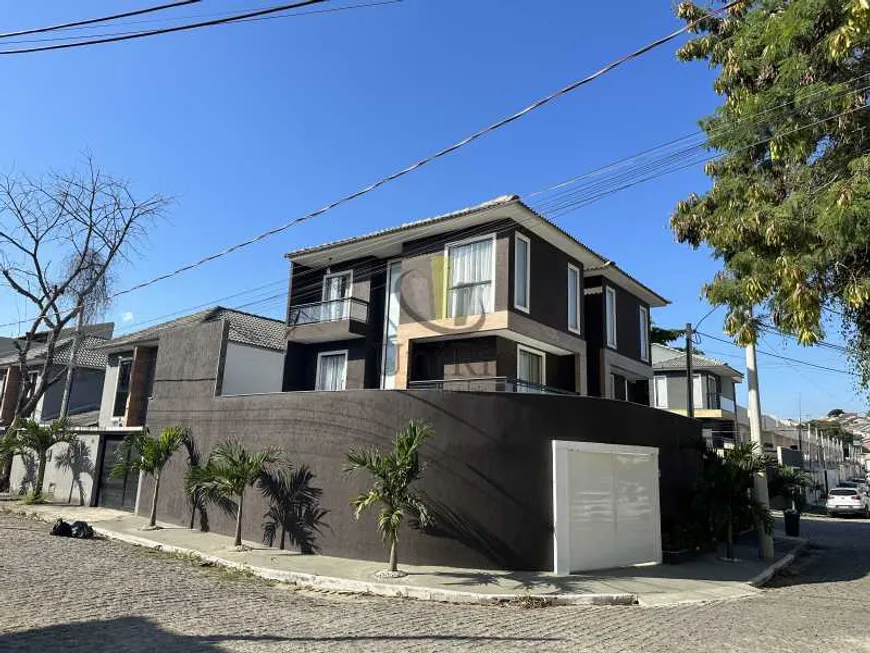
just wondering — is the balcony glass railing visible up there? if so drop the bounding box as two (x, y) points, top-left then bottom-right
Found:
(704, 392), (736, 412)
(289, 298), (369, 326)
(408, 377), (576, 396)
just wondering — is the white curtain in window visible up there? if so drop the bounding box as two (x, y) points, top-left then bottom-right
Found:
(515, 236), (529, 309)
(568, 267), (580, 331)
(518, 348), (543, 392)
(449, 238), (493, 317)
(654, 376), (668, 408)
(323, 273), (351, 321)
(317, 353), (347, 391)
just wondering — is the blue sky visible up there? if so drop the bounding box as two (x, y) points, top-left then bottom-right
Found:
(0, 0), (863, 418)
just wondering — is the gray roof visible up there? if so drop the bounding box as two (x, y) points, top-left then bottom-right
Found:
(0, 333), (111, 370)
(651, 343), (743, 381)
(97, 307), (285, 353)
(285, 195), (669, 307)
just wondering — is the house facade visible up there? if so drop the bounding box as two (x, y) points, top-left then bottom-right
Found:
(283, 196), (667, 401)
(651, 343), (742, 447)
(0, 323), (114, 428)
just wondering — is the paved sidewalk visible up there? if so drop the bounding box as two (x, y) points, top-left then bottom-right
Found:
(2, 500), (802, 606)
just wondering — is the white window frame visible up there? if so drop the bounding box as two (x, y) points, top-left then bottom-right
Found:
(517, 343), (546, 390)
(443, 233), (497, 318)
(605, 286), (618, 349)
(653, 375), (668, 408)
(315, 349), (349, 391)
(514, 232), (531, 314)
(380, 259), (402, 389)
(567, 264), (582, 335)
(639, 305), (649, 362)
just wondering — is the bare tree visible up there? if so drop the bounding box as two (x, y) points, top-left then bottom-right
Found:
(0, 158), (168, 487)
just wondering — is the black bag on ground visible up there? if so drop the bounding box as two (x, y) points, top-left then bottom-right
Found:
(50, 519), (72, 537)
(70, 521), (94, 539)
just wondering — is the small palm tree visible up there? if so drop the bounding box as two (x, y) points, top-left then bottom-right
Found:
(769, 465), (817, 513)
(700, 442), (774, 560)
(345, 420), (433, 573)
(188, 441), (282, 547)
(0, 418), (77, 499)
(260, 464), (328, 553)
(111, 426), (188, 529)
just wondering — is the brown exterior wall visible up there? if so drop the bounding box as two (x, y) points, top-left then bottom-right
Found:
(125, 346), (157, 427)
(0, 366), (21, 425)
(144, 322), (702, 571)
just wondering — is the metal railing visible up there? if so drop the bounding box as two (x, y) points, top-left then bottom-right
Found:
(408, 376), (576, 396)
(289, 298), (369, 326)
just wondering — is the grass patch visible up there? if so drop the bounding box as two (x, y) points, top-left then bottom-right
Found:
(19, 491), (46, 505)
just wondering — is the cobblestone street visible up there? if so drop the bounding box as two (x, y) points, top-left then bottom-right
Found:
(0, 513), (868, 652)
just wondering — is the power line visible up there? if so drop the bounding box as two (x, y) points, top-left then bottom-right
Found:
(0, 0), (329, 55)
(107, 0), (743, 300)
(0, 1), (200, 40)
(697, 330), (855, 376)
(0, 1), (404, 47)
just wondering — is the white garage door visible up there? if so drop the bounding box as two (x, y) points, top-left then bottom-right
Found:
(553, 441), (661, 574)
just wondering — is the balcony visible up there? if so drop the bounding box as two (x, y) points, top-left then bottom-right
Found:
(408, 376), (576, 396)
(705, 392), (736, 413)
(286, 298), (369, 343)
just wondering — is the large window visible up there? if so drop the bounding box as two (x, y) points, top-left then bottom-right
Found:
(113, 358), (133, 417)
(316, 350), (348, 391)
(0, 370), (5, 405)
(653, 376), (668, 408)
(322, 271), (352, 321)
(514, 233), (530, 313)
(446, 235), (494, 318)
(568, 264), (581, 334)
(605, 286), (617, 348)
(639, 306), (649, 362)
(517, 344), (546, 393)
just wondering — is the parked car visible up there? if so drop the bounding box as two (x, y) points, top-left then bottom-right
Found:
(826, 487), (870, 518)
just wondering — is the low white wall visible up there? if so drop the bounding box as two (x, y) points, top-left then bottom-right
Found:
(221, 343), (284, 396)
(8, 434), (100, 505)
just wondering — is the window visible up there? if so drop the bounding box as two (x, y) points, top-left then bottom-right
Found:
(23, 370), (39, 401)
(0, 370), (5, 405)
(568, 264), (581, 334)
(316, 350), (348, 391)
(692, 374), (703, 410)
(605, 286), (617, 348)
(639, 306), (649, 362)
(322, 271), (352, 321)
(113, 358), (133, 417)
(653, 376), (668, 408)
(514, 233), (530, 313)
(517, 345), (545, 393)
(446, 235), (494, 318)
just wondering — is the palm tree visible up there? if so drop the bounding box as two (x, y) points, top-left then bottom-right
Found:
(188, 441), (281, 547)
(0, 418), (77, 499)
(260, 464), (328, 553)
(769, 465), (817, 513)
(700, 442), (774, 560)
(110, 426), (188, 529)
(345, 420), (433, 573)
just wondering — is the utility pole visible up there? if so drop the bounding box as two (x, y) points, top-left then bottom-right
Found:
(685, 322), (694, 419)
(58, 300), (83, 419)
(745, 336), (775, 560)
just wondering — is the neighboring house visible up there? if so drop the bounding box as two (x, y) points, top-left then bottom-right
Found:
(283, 195), (667, 399)
(94, 306), (286, 429)
(0, 323), (114, 428)
(650, 343), (742, 446)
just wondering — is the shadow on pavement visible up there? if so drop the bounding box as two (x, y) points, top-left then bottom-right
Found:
(0, 616), (560, 652)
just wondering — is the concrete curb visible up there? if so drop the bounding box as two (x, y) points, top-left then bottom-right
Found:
(6, 507), (636, 606)
(747, 537), (809, 588)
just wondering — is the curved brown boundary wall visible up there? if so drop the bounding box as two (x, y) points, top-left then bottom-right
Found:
(143, 322), (703, 571)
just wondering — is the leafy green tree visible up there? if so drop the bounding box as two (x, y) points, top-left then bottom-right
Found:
(671, 0), (870, 382)
(259, 464), (328, 553)
(345, 420), (432, 573)
(188, 441), (281, 547)
(650, 323), (683, 346)
(698, 442), (774, 560)
(111, 427), (188, 529)
(0, 418), (76, 499)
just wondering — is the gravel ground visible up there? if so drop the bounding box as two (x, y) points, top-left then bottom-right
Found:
(0, 513), (868, 652)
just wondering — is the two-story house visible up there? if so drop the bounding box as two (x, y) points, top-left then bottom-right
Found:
(651, 343), (742, 447)
(0, 323), (114, 428)
(283, 195), (667, 397)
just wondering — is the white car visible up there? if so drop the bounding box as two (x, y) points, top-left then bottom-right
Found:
(826, 487), (870, 517)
